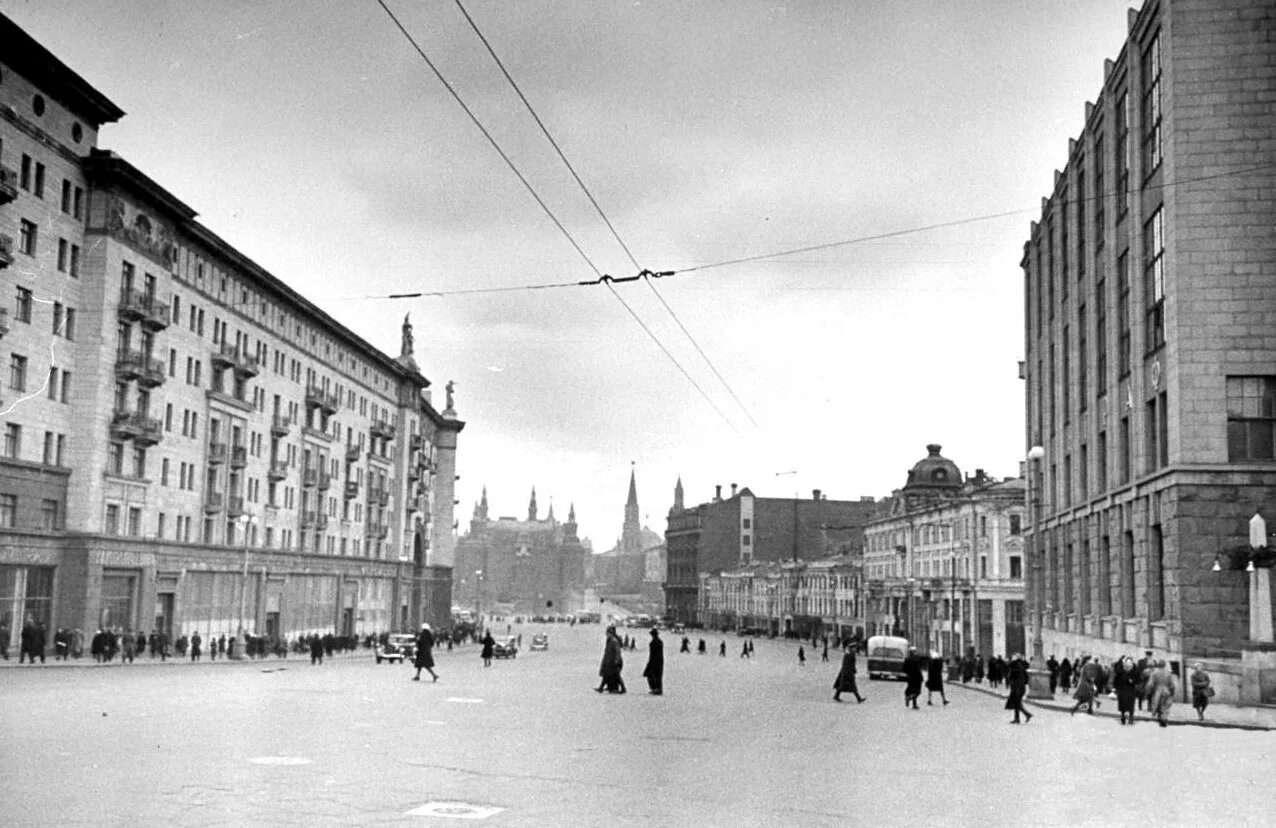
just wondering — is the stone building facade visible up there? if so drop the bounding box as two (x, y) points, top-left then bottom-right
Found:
(0, 15), (463, 652)
(1021, 0), (1276, 701)
(862, 446), (1027, 660)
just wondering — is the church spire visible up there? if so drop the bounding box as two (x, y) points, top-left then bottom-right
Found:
(547, 498), (556, 522)
(568, 502), (576, 523)
(621, 464), (642, 555)
(528, 487), (538, 522)
(673, 476), (685, 513)
(479, 486), (489, 520)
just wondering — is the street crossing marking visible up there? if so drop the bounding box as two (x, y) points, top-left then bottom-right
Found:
(405, 801), (504, 819)
(248, 756), (312, 766)
(444, 698), (484, 704)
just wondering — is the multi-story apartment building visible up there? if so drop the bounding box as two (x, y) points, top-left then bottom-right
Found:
(0, 14), (463, 652)
(862, 445), (1026, 660)
(699, 555), (865, 642)
(1021, 0), (1275, 701)
(666, 478), (879, 626)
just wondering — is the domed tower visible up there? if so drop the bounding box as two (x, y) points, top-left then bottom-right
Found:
(901, 444), (963, 507)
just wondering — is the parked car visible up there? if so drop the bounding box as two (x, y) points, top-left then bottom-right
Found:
(529, 634), (549, 651)
(492, 636), (518, 659)
(375, 633), (417, 664)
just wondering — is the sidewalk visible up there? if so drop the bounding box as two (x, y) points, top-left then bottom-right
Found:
(951, 678), (1276, 731)
(0, 649), (372, 670)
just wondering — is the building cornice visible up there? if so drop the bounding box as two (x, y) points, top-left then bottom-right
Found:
(0, 13), (125, 125)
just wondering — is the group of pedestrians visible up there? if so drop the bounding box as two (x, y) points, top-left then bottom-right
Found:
(1051, 650), (1211, 726)
(596, 625), (665, 695)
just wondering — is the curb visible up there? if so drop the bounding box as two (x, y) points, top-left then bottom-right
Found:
(951, 680), (1275, 732)
(0, 651), (370, 671)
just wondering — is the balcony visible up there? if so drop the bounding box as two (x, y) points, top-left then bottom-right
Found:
(0, 164), (16, 205)
(208, 441), (228, 464)
(0, 234), (12, 269)
(316, 513), (329, 531)
(302, 467), (318, 488)
(370, 419), (396, 440)
(344, 481), (359, 500)
(118, 289), (168, 330)
(409, 433), (424, 451)
(344, 444), (361, 463)
(0, 308), (8, 339)
(305, 385), (339, 414)
(229, 445), (247, 469)
(367, 522), (388, 540)
(110, 410), (163, 445)
(270, 415), (292, 437)
(204, 492), (224, 514)
(301, 424), (333, 443)
(211, 343), (258, 377)
(227, 495), (246, 517)
(301, 510), (318, 529)
(317, 471), (332, 491)
(267, 460), (289, 481)
(375, 488), (391, 507)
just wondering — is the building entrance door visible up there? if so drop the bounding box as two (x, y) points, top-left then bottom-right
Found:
(341, 607), (354, 637)
(154, 593), (175, 640)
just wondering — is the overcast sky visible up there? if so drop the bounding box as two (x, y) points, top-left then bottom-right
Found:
(6, 0), (1132, 549)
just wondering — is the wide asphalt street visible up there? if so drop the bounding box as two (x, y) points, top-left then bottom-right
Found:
(2, 623), (1274, 827)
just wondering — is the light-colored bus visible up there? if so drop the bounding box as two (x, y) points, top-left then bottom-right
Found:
(866, 635), (910, 680)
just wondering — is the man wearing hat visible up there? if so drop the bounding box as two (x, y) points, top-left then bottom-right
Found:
(1135, 650), (1153, 711)
(413, 622), (438, 682)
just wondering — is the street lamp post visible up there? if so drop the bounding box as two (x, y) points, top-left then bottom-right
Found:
(950, 553), (957, 659)
(474, 569), (483, 630)
(233, 512), (257, 661)
(1026, 445), (1052, 699)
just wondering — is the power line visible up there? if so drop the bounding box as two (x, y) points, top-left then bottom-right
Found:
(373, 0), (602, 278)
(452, 0), (758, 430)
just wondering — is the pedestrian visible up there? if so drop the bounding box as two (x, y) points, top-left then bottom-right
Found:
(719, 640), (726, 657)
(135, 631), (146, 658)
(218, 634), (227, 658)
(903, 647), (924, 710)
(642, 629), (664, 695)
(1147, 659), (1177, 727)
(412, 623), (438, 682)
(0, 620), (8, 660)
(1070, 657), (1097, 716)
(1058, 657), (1073, 692)
(122, 631), (135, 664)
(740, 641), (750, 659)
(309, 634), (324, 665)
(680, 636), (690, 654)
(19, 621), (36, 664)
(70, 628), (83, 659)
(1047, 655), (1060, 694)
(1004, 653), (1034, 724)
(832, 643), (866, 703)
(1135, 650), (1154, 711)
(698, 638), (706, 654)
(821, 642), (829, 662)
(596, 625), (625, 694)
(54, 628), (68, 661)
(480, 630), (495, 667)
(798, 646), (806, 666)
(190, 631), (202, 662)
(1190, 662), (1213, 721)
(1080, 656), (1105, 710)
(1114, 655), (1139, 725)
(926, 652), (949, 706)
(960, 653), (974, 684)
(974, 654), (985, 684)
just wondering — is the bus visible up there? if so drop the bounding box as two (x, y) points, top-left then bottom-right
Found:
(866, 635), (910, 680)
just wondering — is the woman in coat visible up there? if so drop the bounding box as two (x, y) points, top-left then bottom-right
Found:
(480, 631), (495, 667)
(413, 623), (438, 682)
(1058, 657), (1073, 692)
(1147, 659), (1177, 727)
(1190, 663), (1212, 721)
(642, 629), (664, 695)
(902, 647), (924, 709)
(1004, 653), (1033, 724)
(1113, 655), (1139, 725)
(832, 644), (865, 703)
(1070, 657), (1097, 716)
(926, 653), (949, 706)
(596, 626), (624, 693)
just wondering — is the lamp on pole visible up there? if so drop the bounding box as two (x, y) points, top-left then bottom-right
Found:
(233, 511), (257, 661)
(1026, 445), (1052, 699)
(474, 569), (483, 630)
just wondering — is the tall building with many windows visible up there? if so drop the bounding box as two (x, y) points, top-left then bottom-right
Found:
(0, 14), (463, 652)
(1021, 0), (1275, 701)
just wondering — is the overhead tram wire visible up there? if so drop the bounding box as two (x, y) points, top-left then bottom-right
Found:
(355, 160), (1276, 300)
(452, 0), (759, 430)
(375, 0), (743, 434)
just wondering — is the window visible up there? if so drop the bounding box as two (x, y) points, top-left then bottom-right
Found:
(15, 287), (32, 323)
(41, 499), (60, 530)
(1144, 391), (1169, 473)
(1149, 524), (1164, 620)
(1117, 251), (1131, 376)
(33, 162), (45, 198)
(9, 354), (27, 391)
(1144, 209), (1165, 351)
(1009, 514), (1022, 536)
(127, 507), (141, 537)
(1062, 325), (1070, 422)
(1118, 416), (1131, 485)
(42, 431), (54, 464)
(1099, 535), (1112, 616)
(1097, 430), (1108, 492)
(60, 371), (71, 402)
(1093, 134), (1105, 247)
(108, 441), (125, 475)
(55, 434), (65, 466)
(61, 180), (71, 214)
(105, 504), (120, 535)
(133, 447), (147, 479)
(1076, 162), (1086, 277)
(1142, 32), (1162, 175)
(161, 458), (170, 486)
(0, 494), (15, 527)
(1096, 277), (1107, 395)
(69, 244), (80, 278)
(1226, 376), (1276, 461)
(19, 154), (31, 190)
(1115, 91), (1130, 218)
(47, 367), (58, 400)
(73, 187), (84, 220)
(1009, 556), (1022, 580)
(19, 219), (37, 255)
(57, 239), (68, 272)
(1078, 305), (1087, 407)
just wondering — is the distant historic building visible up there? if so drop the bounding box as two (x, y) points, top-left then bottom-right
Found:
(699, 554), (864, 641)
(862, 445), (1026, 660)
(592, 469), (661, 599)
(453, 488), (586, 613)
(666, 479), (880, 625)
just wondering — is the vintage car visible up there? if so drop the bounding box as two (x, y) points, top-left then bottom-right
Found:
(492, 636), (519, 659)
(529, 634), (549, 651)
(375, 633), (417, 664)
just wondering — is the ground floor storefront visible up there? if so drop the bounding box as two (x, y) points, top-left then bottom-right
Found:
(864, 583), (1025, 660)
(0, 531), (452, 656)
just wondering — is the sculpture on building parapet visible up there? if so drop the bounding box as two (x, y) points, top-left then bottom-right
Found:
(444, 380), (456, 417)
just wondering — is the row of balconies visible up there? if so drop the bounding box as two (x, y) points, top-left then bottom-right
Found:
(210, 342), (260, 377)
(370, 419), (397, 440)
(367, 486), (390, 506)
(109, 410), (163, 446)
(206, 442), (248, 469)
(118, 289), (169, 331)
(305, 384), (340, 414)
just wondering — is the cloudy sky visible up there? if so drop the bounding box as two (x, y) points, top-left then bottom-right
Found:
(7, 0), (1131, 548)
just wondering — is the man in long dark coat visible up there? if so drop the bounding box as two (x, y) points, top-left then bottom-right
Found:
(413, 623), (437, 682)
(833, 644), (865, 703)
(642, 629), (664, 695)
(309, 634), (324, 665)
(596, 626), (625, 693)
(1047, 655), (1060, 693)
(1005, 653), (1033, 724)
(902, 647), (924, 709)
